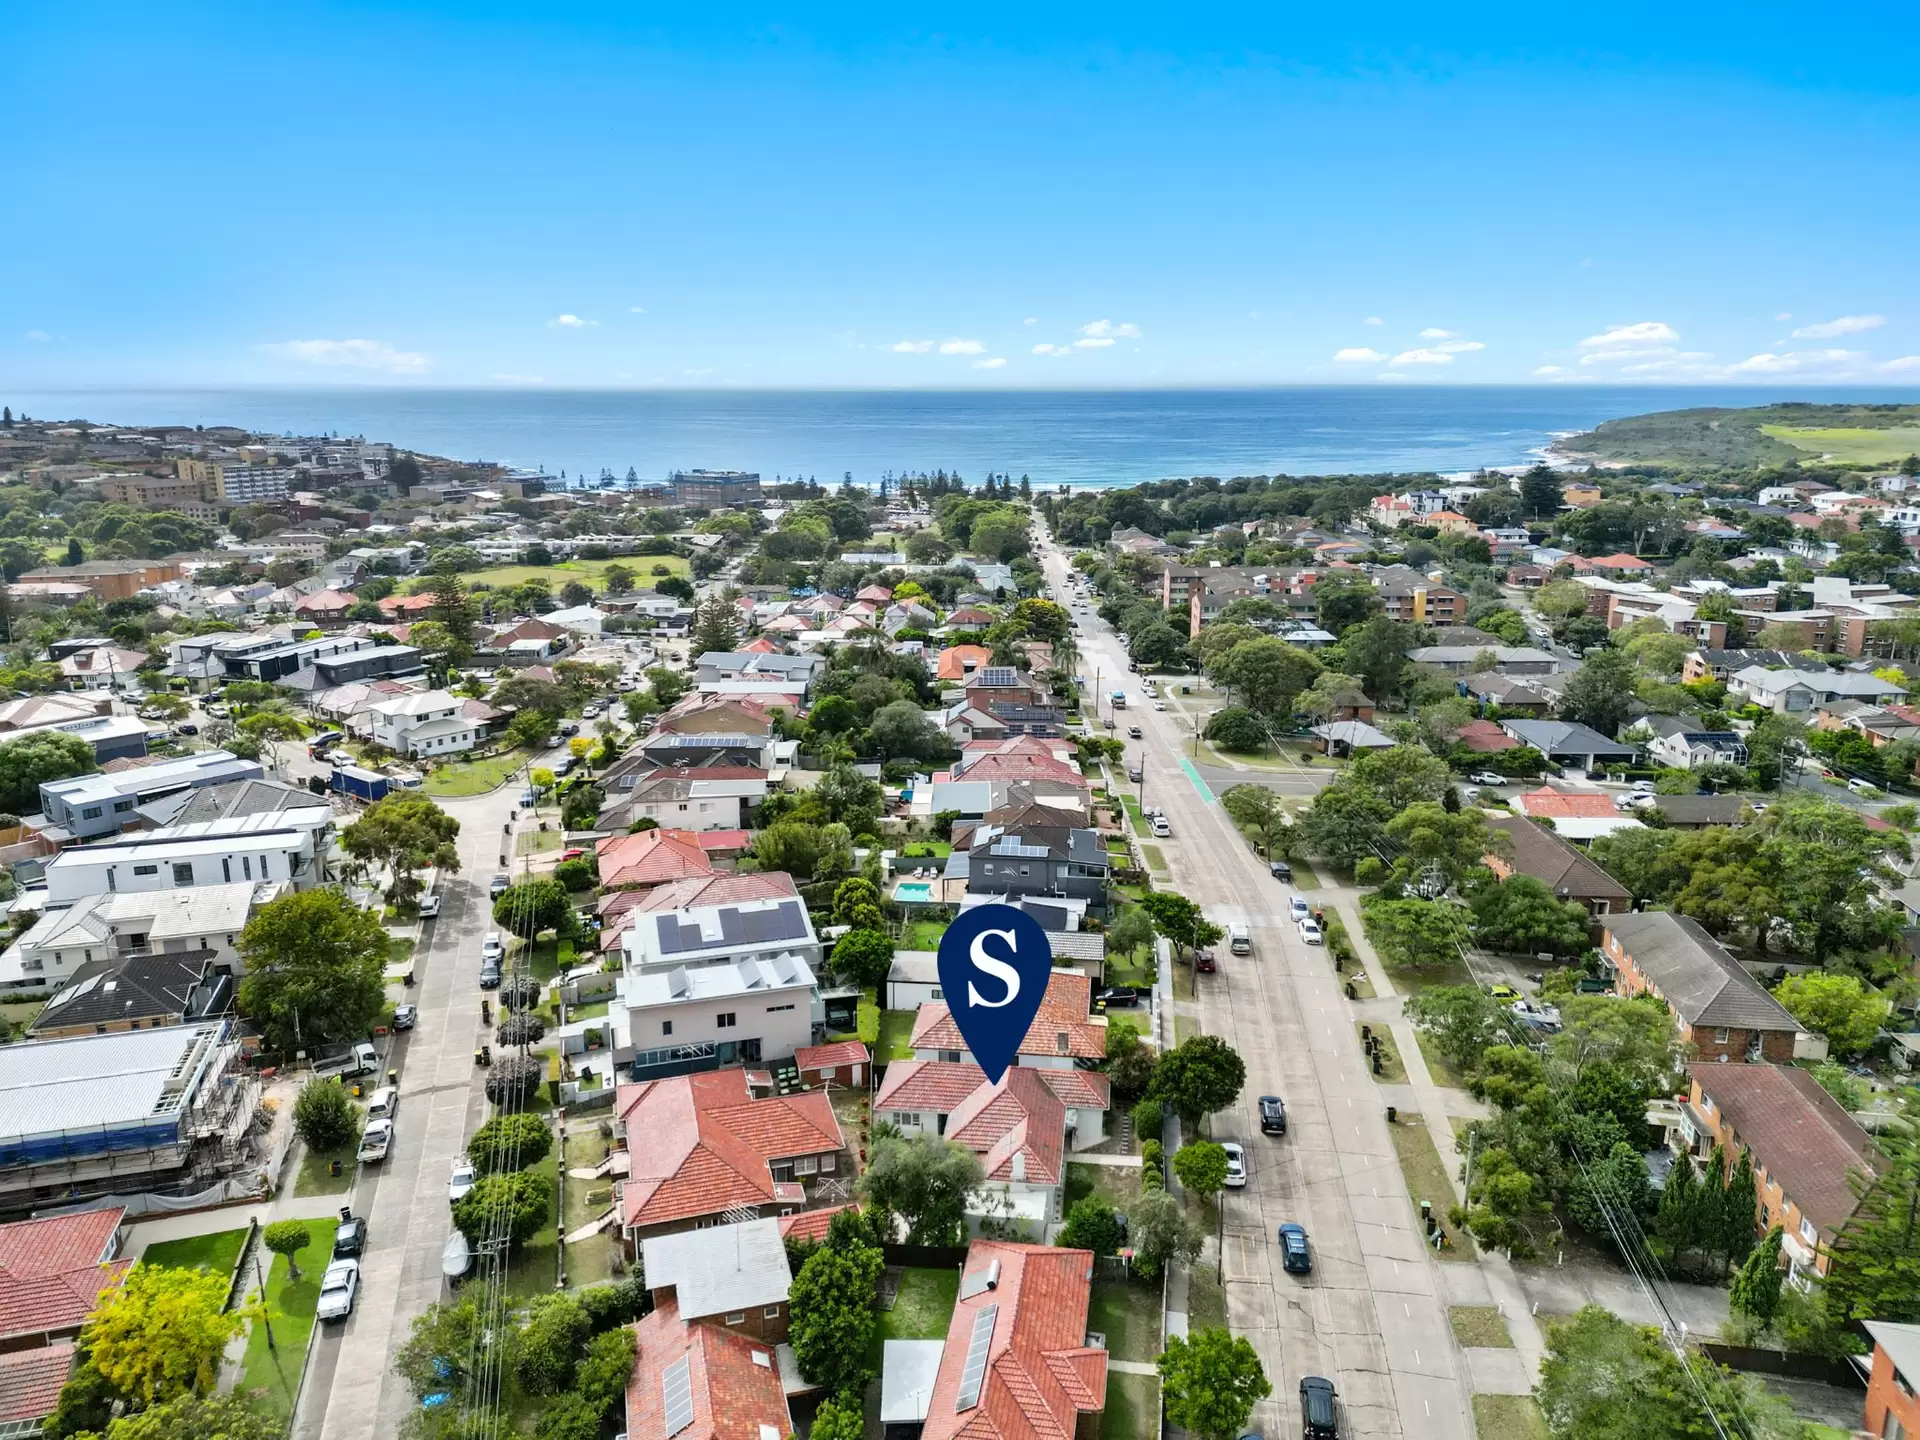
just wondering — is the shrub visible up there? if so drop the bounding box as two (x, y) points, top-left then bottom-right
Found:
(1354, 856), (1387, 887)
(1056, 1197), (1124, 1255)
(469, 1112), (554, 1175)
(452, 1169), (553, 1250)
(553, 858), (596, 892)
(512, 1292), (591, 1396)
(262, 1220), (314, 1280)
(292, 1080), (356, 1151)
(578, 1270), (649, 1332)
(576, 1327), (639, 1415)
(483, 1054), (542, 1108)
(1141, 1138), (1165, 1191)
(1130, 1097), (1163, 1140)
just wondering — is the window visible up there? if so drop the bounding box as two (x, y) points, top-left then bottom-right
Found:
(793, 1156), (818, 1176)
(725, 1312), (746, 1326)
(172, 862), (194, 886)
(766, 1003), (794, 1013)
(113, 799), (134, 812)
(717, 1012), (736, 1029)
(661, 1021), (673, 1036)
(242, 856), (252, 880)
(820, 1153), (836, 1173)
(221, 858), (231, 883)
(80, 806), (103, 821)
(1801, 1218), (1818, 1245)
(763, 1306), (781, 1319)
(134, 865), (157, 877)
(771, 1162), (794, 1183)
(931, 987), (943, 1000)
(890, 1112), (916, 1127)
(940, 1050), (961, 1063)
(1714, 1028), (1731, 1044)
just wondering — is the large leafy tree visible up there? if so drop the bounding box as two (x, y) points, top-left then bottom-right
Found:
(1771, 972), (1891, 1059)
(1157, 1329), (1272, 1440)
(1339, 616), (1420, 704)
(451, 1169), (553, 1251)
(1209, 637), (1321, 718)
(1219, 783), (1291, 857)
(1401, 985), (1501, 1076)
(237, 889), (388, 1056)
(1150, 1034), (1246, 1127)
(690, 595), (740, 655)
(861, 1131), (983, 1245)
(1297, 777), (1392, 866)
(788, 1232), (884, 1393)
(1557, 647), (1637, 739)
(1359, 896), (1470, 972)
(1127, 1189), (1202, 1280)
(1172, 1141), (1230, 1200)
(342, 792), (461, 904)
(1469, 875), (1590, 955)
(491, 877), (574, 938)
(1055, 1197), (1125, 1255)
(1347, 743), (1451, 811)
(867, 699), (947, 761)
(1137, 892), (1224, 960)
(0, 729), (96, 814)
(88, 1393), (281, 1440)
(1386, 801), (1503, 889)
(88, 1264), (242, 1406)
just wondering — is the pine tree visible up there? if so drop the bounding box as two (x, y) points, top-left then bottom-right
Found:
(1019, 474), (1032, 500)
(1, 407), (11, 428)
(1657, 1152), (1702, 1271)
(1729, 1226), (1786, 1328)
(1720, 1148), (1759, 1274)
(1823, 1149), (1920, 1323)
(691, 595), (740, 656)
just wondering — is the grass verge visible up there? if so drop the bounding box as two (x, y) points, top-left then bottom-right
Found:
(1088, 1280), (1161, 1362)
(1360, 1024), (1405, 1084)
(1385, 1112), (1474, 1261)
(237, 1218), (333, 1424)
(292, 1143), (357, 1198)
(1416, 1031), (1469, 1089)
(141, 1227), (248, 1274)
(1471, 1394), (1549, 1440)
(501, 1147), (561, 1304)
(1449, 1305), (1514, 1348)
(1139, 843), (1168, 871)
(424, 749), (530, 797)
(1101, 1372), (1159, 1440)
(1185, 1262), (1226, 1331)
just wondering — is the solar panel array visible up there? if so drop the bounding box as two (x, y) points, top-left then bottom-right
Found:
(955, 1303), (998, 1411)
(656, 899), (810, 955)
(663, 1355), (695, 1435)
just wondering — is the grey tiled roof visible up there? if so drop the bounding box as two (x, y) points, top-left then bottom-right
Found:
(1605, 912), (1803, 1033)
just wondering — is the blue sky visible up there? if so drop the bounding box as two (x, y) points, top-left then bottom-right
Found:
(7, 2), (1920, 389)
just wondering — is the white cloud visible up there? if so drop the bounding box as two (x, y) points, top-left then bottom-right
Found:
(1579, 321), (1680, 349)
(1775, 312), (1793, 322)
(891, 339), (935, 354)
(1729, 348), (1869, 375)
(1418, 327), (1457, 340)
(1389, 348), (1456, 367)
(1032, 343), (1070, 356)
(1022, 316), (1038, 325)
(22, 329), (49, 343)
(1333, 347), (1385, 364)
(1436, 340), (1485, 354)
(1362, 316), (1384, 326)
(267, 338), (429, 374)
(1074, 336), (1116, 349)
(938, 338), (985, 355)
(1884, 356), (1920, 372)
(1791, 314), (1887, 339)
(628, 306), (647, 314)
(548, 314), (598, 328)
(683, 367), (715, 378)
(1079, 319), (1141, 339)
(1533, 365), (1568, 376)
(973, 357), (1008, 370)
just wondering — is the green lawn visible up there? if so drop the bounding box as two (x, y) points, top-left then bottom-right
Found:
(141, 1228), (248, 1276)
(1471, 1394), (1549, 1440)
(901, 920), (948, 951)
(1066, 1161), (1145, 1212)
(1385, 1113), (1473, 1261)
(466, 555), (691, 593)
(1416, 1031), (1469, 1089)
(1761, 423), (1920, 465)
(516, 828), (565, 856)
(878, 1009), (918, 1061)
(1100, 1372), (1160, 1440)
(897, 841), (952, 860)
(1088, 1280), (1160, 1363)
(1449, 1305), (1514, 1348)
(423, 749), (530, 797)
(1361, 1024), (1406, 1084)
(869, 1266), (960, 1369)
(500, 1148), (562, 1304)
(386, 938), (415, 966)
(236, 1218), (334, 1424)
(1185, 1262), (1226, 1332)
(0, 1000), (44, 1038)
(292, 1143), (357, 1198)
(1138, 843), (1167, 871)
(1105, 1009), (1150, 1038)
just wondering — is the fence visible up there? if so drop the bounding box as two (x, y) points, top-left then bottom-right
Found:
(1696, 1342), (1865, 1389)
(881, 1243), (970, 1270)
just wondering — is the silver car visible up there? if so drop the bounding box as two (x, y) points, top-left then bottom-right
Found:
(316, 1259), (360, 1322)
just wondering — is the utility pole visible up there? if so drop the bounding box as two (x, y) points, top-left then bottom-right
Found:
(254, 1253), (276, 1350)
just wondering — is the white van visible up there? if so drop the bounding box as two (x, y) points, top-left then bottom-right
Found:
(1228, 923), (1252, 956)
(365, 1086), (399, 1122)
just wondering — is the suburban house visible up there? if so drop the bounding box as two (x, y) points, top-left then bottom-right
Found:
(1863, 1322), (1920, 1440)
(636, 695), (782, 770)
(1651, 795), (1755, 829)
(641, 1217), (792, 1342)
(885, 951), (945, 1010)
(1665, 1063), (1876, 1287)
(624, 1295), (794, 1440)
(611, 894), (824, 1078)
(693, 650), (824, 703)
(910, 969), (1107, 1071)
(27, 948), (233, 1039)
(1631, 716), (1749, 770)
(597, 872), (799, 960)
(874, 1061), (1111, 1235)
(1509, 787), (1642, 842)
(611, 1071), (846, 1246)
(921, 738), (1092, 818)
(1483, 816), (1631, 916)
(0, 1206), (130, 1433)
(0, 882), (267, 997)
(936, 645), (994, 683)
(292, 589), (355, 627)
(1681, 649), (1805, 685)
(1407, 645), (1560, 676)
(950, 818), (1110, 906)
(42, 808), (334, 904)
(364, 689), (482, 757)
(596, 828), (717, 891)
(599, 764), (769, 833)
(1460, 673), (1562, 715)
(1602, 913), (1807, 1063)
(1727, 665), (1906, 716)
(793, 1040), (869, 1088)
(1499, 719), (1639, 772)
(37, 751), (265, 841)
(905, 1241), (1106, 1440)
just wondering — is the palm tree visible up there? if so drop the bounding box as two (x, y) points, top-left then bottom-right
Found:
(1050, 632), (1081, 684)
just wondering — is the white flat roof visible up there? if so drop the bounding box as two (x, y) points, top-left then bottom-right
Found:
(0, 1023), (225, 1141)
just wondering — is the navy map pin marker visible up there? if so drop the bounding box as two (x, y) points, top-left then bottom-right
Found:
(936, 904), (1055, 1085)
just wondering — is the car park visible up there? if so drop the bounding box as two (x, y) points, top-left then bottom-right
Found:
(357, 1118), (393, 1164)
(1277, 1223), (1312, 1274)
(392, 1004), (417, 1030)
(1468, 771), (1506, 786)
(316, 1259), (361, 1323)
(448, 1159), (477, 1204)
(1297, 917), (1323, 945)
(1259, 1095), (1287, 1134)
(1221, 1141), (1247, 1188)
(332, 1211), (368, 1259)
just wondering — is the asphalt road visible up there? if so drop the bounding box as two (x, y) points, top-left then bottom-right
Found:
(1043, 537), (1473, 1440)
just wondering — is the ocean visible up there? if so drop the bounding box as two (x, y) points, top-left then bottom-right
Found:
(7, 384), (1915, 489)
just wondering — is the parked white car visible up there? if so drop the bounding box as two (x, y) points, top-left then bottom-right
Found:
(316, 1259), (360, 1322)
(1221, 1141), (1247, 1189)
(1298, 917), (1324, 946)
(449, 1159), (477, 1204)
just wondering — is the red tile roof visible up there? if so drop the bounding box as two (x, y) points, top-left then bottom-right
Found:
(922, 1242), (1106, 1440)
(0, 1342), (74, 1425)
(938, 645), (994, 682)
(957, 754), (1087, 790)
(0, 1208), (126, 1343)
(856, 585), (894, 603)
(877, 1060), (998, 1114)
(794, 1041), (869, 1075)
(1515, 786), (1618, 819)
(377, 591), (438, 615)
(776, 1205), (856, 1243)
(615, 1072), (845, 1230)
(694, 830), (752, 854)
(626, 1298), (790, 1440)
(1456, 719), (1520, 753)
(740, 637), (783, 654)
(597, 828), (715, 890)
(911, 971), (1106, 1060)
(949, 1068), (1067, 1185)
(627, 873), (799, 914)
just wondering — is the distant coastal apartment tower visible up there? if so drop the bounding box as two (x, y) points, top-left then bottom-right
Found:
(669, 469), (761, 506)
(173, 455), (290, 504)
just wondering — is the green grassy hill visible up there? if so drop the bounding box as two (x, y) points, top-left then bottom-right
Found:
(1559, 403), (1920, 468)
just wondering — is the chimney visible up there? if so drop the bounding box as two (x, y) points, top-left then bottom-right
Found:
(1011, 1152), (1026, 1183)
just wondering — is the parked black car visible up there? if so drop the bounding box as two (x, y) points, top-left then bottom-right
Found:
(1095, 986), (1142, 1009)
(1259, 1094), (1288, 1135)
(333, 1210), (368, 1259)
(1269, 860), (1293, 881)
